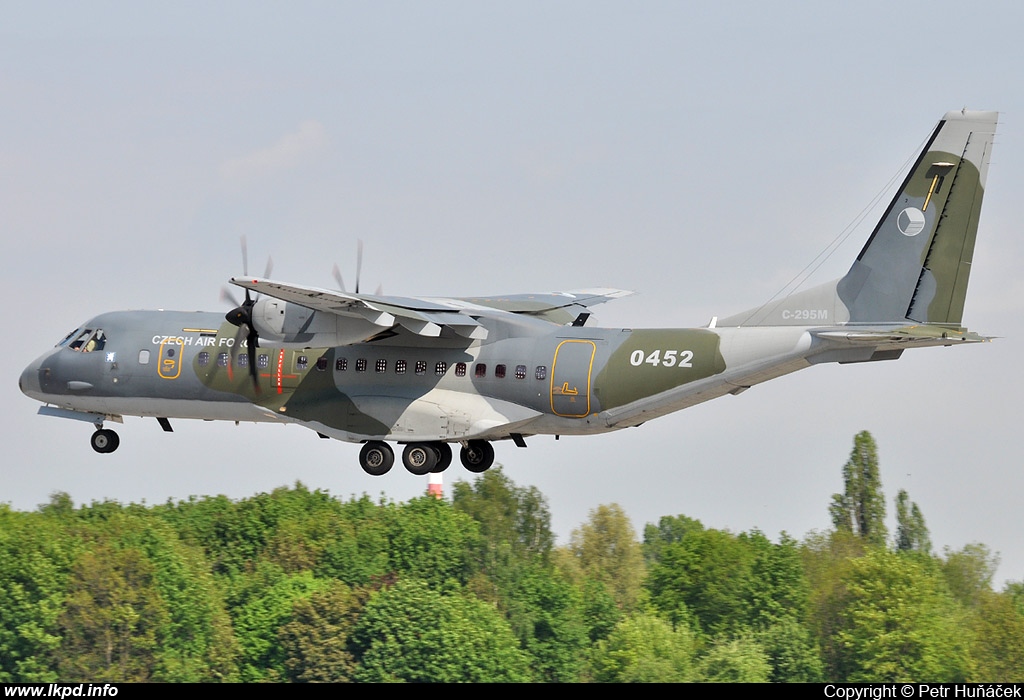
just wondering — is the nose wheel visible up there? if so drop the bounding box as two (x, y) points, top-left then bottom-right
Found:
(90, 428), (120, 454)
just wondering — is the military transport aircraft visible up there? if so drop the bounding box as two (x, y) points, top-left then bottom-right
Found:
(20, 110), (998, 477)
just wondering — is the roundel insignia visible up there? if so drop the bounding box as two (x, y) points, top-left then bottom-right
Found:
(897, 207), (926, 236)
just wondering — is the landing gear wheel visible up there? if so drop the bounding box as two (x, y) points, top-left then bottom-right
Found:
(359, 441), (394, 476)
(460, 440), (494, 473)
(429, 442), (453, 473)
(90, 429), (120, 454)
(402, 444), (438, 476)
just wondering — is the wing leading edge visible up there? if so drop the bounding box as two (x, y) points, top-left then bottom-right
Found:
(229, 278), (633, 340)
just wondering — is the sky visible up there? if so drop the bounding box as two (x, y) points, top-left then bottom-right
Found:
(3, 1), (1022, 586)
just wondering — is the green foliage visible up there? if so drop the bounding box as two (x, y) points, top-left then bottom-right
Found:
(278, 580), (362, 682)
(562, 503), (645, 611)
(0, 503), (77, 682)
(642, 513), (704, 564)
(968, 591), (1024, 681)
(350, 578), (531, 682)
(942, 543), (999, 608)
(829, 549), (971, 682)
(829, 431), (887, 547)
(697, 633), (771, 683)
(895, 489), (931, 554)
(589, 611), (697, 682)
(452, 466), (554, 566)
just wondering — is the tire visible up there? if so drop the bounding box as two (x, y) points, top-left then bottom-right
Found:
(402, 444), (438, 476)
(359, 441), (394, 476)
(90, 429), (120, 454)
(460, 440), (494, 473)
(430, 442), (453, 473)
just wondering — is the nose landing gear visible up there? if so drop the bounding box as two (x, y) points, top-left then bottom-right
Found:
(90, 428), (120, 454)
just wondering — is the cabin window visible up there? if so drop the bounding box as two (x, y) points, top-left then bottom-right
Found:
(535, 365), (547, 380)
(217, 352), (229, 367)
(316, 356), (328, 371)
(415, 361), (427, 376)
(197, 351), (210, 367)
(297, 355), (308, 371)
(455, 362), (467, 377)
(258, 354), (270, 369)
(237, 353), (248, 368)
(515, 364), (527, 380)
(495, 364), (506, 378)
(375, 359), (387, 373)
(356, 358), (367, 372)
(139, 350), (151, 365)
(435, 361), (447, 376)
(396, 360), (407, 374)
(336, 358), (348, 371)
(475, 363), (486, 378)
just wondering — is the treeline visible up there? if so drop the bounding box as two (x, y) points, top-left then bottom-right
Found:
(1, 431), (1022, 682)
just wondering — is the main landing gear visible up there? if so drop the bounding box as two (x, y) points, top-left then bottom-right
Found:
(357, 439), (494, 476)
(90, 428), (120, 454)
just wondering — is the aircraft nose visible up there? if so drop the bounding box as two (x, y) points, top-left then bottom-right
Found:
(19, 357), (43, 399)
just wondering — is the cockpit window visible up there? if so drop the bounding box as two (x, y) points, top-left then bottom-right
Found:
(57, 329), (80, 347)
(68, 329), (106, 353)
(67, 329), (92, 350)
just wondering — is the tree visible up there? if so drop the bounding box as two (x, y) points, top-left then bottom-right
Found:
(828, 549), (971, 681)
(941, 543), (999, 608)
(697, 633), (771, 683)
(895, 489), (931, 554)
(562, 504), (645, 611)
(829, 431), (887, 546)
(278, 581), (362, 682)
(57, 544), (170, 682)
(589, 612), (697, 683)
(350, 578), (531, 682)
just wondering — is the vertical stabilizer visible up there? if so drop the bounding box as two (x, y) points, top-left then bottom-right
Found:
(838, 110), (997, 325)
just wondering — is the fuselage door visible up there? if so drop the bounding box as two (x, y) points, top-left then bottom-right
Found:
(550, 339), (596, 417)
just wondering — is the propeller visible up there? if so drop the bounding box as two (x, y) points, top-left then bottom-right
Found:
(332, 240), (382, 295)
(223, 236), (272, 393)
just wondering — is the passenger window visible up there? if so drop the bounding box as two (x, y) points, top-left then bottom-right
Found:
(297, 355), (308, 370)
(515, 365), (527, 380)
(475, 363), (486, 378)
(316, 356), (328, 371)
(258, 354), (270, 369)
(415, 361), (427, 376)
(535, 366), (547, 380)
(237, 353), (248, 368)
(356, 358), (367, 372)
(197, 351), (210, 367)
(435, 361), (447, 376)
(396, 360), (407, 374)
(139, 349), (151, 365)
(217, 352), (229, 367)
(495, 364), (506, 379)
(336, 358), (348, 371)
(455, 362), (466, 377)
(375, 359), (387, 373)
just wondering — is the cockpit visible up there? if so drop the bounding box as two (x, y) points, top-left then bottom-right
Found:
(59, 328), (107, 353)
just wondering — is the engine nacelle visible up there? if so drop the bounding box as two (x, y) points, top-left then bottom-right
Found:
(252, 297), (387, 347)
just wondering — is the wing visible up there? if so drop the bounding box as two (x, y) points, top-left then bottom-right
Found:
(229, 278), (633, 341)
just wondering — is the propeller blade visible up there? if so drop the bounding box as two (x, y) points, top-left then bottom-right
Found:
(355, 239), (363, 294)
(240, 235), (249, 276)
(221, 287), (240, 309)
(332, 263), (346, 292)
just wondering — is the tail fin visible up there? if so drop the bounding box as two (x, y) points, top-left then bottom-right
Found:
(839, 110), (997, 325)
(719, 110), (997, 328)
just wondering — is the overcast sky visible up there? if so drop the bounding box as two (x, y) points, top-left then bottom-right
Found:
(3, 1), (1023, 586)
